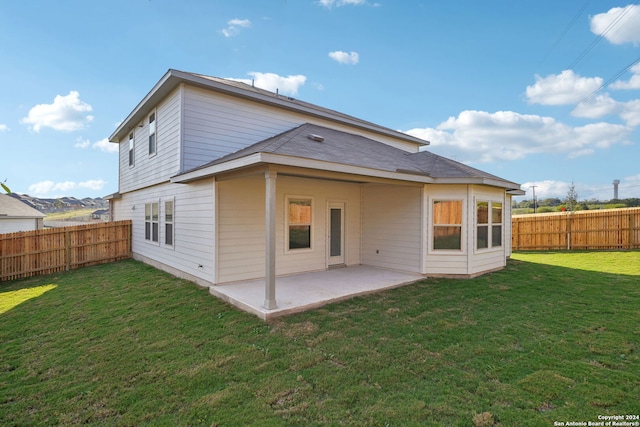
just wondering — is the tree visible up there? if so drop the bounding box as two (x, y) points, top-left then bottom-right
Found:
(565, 181), (578, 212)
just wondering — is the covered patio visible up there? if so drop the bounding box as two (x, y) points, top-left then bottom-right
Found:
(209, 265), (425, 320)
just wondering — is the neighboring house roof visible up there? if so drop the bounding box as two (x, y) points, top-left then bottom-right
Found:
(172, 123), (523, 193)
(0, 193), (46, 219)
(109, 69), (428, 148)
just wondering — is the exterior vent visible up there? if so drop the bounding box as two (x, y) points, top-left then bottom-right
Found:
(307, 134), (324, 142)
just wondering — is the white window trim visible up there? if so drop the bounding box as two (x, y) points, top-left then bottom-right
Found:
(144, 201), (160, 245)
(475, 199), (503, 253)
(148, 110), (157, 157)
(128, 131), (135, 167)
(164, 198), (175, 248)
(429, 198), (465, 253)
(285, 195), (314, 254)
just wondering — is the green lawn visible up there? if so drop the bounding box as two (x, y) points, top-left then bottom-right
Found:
(1, 252), (639, 426)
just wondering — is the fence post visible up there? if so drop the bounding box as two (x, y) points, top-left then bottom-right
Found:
(65, 229), (71, 271)
(567, 213), (572, 251)
(631, 213), (635, 250)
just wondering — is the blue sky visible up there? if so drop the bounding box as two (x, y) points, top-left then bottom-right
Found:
(1, 0), (640, 201)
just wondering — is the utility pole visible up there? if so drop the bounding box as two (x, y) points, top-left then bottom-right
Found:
(530, 185), (537, 213)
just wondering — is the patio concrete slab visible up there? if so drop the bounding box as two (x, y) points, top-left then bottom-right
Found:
(209, 265), (424, 320)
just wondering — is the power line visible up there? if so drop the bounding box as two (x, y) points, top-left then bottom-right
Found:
(566, 2), (636, 70)
(540, 0), (592, 65)
(578, 54), (640, 103)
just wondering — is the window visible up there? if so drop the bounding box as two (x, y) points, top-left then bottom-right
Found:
(433, 200), (462, 250)
(145, 202), (159, 242)
(476, 201), (503, 249)
(128, 132), (134, 167)
(476, 201), (489, 249)
(287, 198), (312, 250)
(148, 112), (156, 156)
(492, 202), (503, 247)
(165, 200), (174, 246)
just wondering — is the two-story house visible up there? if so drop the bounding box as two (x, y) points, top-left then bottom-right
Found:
(108, 69), (523, 318)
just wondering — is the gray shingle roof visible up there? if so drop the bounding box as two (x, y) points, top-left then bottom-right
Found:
(0, 194), (46, 218)
(190, 123), (516, 185)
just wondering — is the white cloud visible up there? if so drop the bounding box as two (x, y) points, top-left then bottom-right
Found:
(74, 137), (90, 149)
(329, 50), (360, 64)
(227, 72), (307, 96)
(619, 99), (640, 127)
(92, 137), (119, 153)
(519, 174), (640, 201)
(318, 0), (367, 7)
(28, 179), (106, 197)
(74, 137), (118, 153)
(519, 180), (573, 199)
(526, 70), (602, 105)
(21, 91), (93, 132)
(0, 124), (8, 132)
(404, 110), (631, 163)
(571, 93), (620, 119)
(610, 63), (640, 90)
(221, 18), (251, 37)
(590, 5), (640, 45)
(572, 95), (640, 127)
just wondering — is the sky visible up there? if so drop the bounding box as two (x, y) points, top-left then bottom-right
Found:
(1, 0), (640, 202)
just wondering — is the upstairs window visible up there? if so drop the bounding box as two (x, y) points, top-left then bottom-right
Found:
(128, 132), (134, 167)
(287, 198), (312, 250)
(433, 200), (462, 250)
(165, 200), (174, 246)
(148, 112), (156, 156)
(145, 202), (159, 243)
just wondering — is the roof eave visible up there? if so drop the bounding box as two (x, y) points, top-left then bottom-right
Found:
(110, 69), (429, 147)
(171, 153), (439, 185)
(109, 69), (179, 143)
(432, 177), (523, 193)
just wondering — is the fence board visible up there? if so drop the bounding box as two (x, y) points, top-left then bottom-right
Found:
(0, 221), (131, 281)
(512, 208), (640, 251)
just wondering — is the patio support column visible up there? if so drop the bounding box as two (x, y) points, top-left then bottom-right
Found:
(264, 168), (277, 309)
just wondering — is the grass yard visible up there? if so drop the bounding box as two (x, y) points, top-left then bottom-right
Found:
(1, 252), (639, 426)
(45, 208), (96, 220)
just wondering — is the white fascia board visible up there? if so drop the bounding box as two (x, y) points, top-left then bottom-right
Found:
(171, 153), (264, 183)
(171, 152), (436, 184)
(432, 177), (523, 192)
(109, 70), (177, 143)
(171, 152), (523, 191)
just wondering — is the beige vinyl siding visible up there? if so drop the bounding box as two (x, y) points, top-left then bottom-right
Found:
(422, 184), (509, 277)
(112, 180), (215, 284)
(276, 176), (361, 276)
(424, 185), (469, 276)
(217, 176), (265, 283)
(181, 85), (420, 173)
(182, 86), (299, 170)
(216, 174), (362, 284)
(362, 184), (422, 273)
(469, 186), (508, 275)
(119, 87), (182, 193)
(505, 194), (513, 257)
(0, 218), (41, 233)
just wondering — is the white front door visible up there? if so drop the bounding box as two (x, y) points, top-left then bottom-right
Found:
(328, 202), (345, 266)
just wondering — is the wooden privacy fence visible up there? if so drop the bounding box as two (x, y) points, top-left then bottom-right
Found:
(0, 220), (132, 282)
(512, 208), (640, 251)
